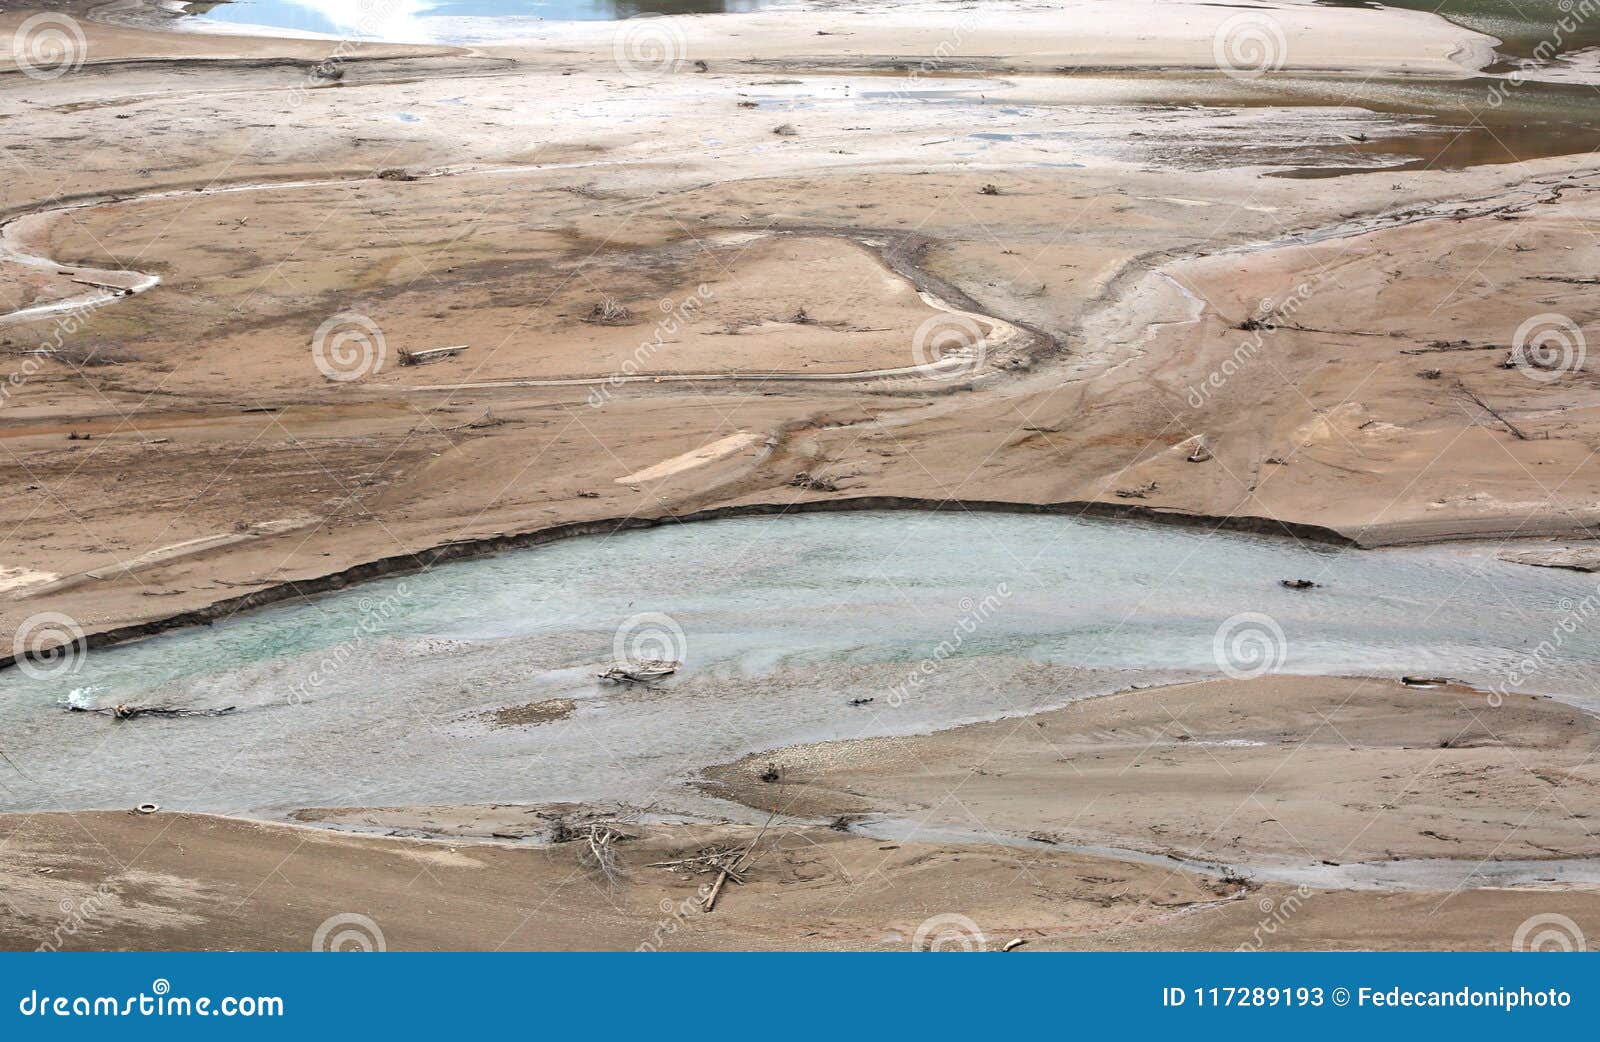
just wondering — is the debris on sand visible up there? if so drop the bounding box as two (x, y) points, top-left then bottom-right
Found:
(1400, 675), (1452, 688)
(737, 100), (758, 108)
(773, 123), (799, 136)
(788, 471), (839, 492)
(1002, 938), (1027, 952)
(1457, 380), (1536, 441)
(583, 298), (634, 326)
(434, 407), (502, 433)
(791, 305), (810, 324)
(31, 341), (140, 367)
(375, 167), (419, 182)
(397, 344), (469, 367)
(69, 703), (236, 720)
(1417, 368), (1442, 380)
(693, 60), (709, 73)
(1279, 578), (1319, 590)
(758, 763), (781, 783)
(1182, 436), (1213, 463)
(847, 697), (875, 707)
(135, 802), (159, 815)
(1115, 480), (1158, 499)
(598, 659), (678, 684)
(979, 183), (1000, 196)
(649, 808), (780, 913)
(578, 823), (631, 885)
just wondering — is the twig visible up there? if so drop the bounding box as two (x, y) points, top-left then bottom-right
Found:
(1456, 380), (1532, 441)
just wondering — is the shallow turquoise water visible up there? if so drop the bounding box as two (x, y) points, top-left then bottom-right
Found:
(184, 0), (771, 41)
(2, 512), (1597, 818)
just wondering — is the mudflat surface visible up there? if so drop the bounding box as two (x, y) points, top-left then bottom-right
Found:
(706, 676), (1600, 865)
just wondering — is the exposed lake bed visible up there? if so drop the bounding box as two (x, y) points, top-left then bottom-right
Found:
(2, 0), (1599, 949)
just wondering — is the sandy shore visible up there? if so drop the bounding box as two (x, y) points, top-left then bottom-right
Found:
(3, 676), (1593, 951)
(2, 0), (1599, 950)
(706, 676), (1600, 868)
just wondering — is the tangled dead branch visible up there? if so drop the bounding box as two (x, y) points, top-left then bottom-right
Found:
(649, 808), (781, 912)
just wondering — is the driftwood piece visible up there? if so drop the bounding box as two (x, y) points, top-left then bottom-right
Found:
(397, 345), (469, 367)
(68, 703), (236, 720)
(598, 659), (678, 684)
(1456, 380), (1534, 441)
